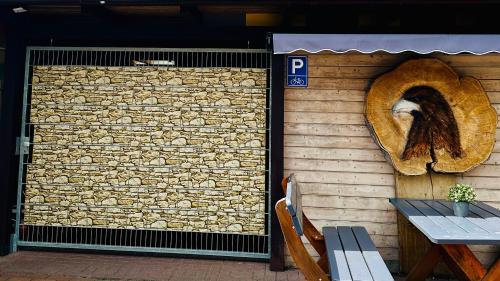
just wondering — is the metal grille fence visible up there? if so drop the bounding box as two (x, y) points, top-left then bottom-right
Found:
(15, 47), (271, 259)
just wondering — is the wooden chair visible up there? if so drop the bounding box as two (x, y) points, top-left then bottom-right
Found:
(275, 174), (394, 281)
(275, 174), (330, 281)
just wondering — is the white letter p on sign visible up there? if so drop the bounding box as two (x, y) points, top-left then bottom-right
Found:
(291, 59), (304, 74)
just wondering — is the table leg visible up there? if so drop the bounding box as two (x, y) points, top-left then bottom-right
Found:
(405, 243), (494, 281)
(481, 258), (500, 281)
(440, 244), (487, 281)
(406, 244), (442, 281)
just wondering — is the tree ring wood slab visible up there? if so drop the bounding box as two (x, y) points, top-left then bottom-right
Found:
(366, 58), (497, 175)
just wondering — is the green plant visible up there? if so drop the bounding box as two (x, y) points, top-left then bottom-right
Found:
(448, 183), (477, 203)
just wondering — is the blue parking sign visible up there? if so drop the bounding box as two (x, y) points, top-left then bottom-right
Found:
(287, 56), (308, 87)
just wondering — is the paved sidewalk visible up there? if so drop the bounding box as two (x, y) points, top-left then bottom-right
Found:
(0, 251), (304, 281)
(0, 251), (457, 281)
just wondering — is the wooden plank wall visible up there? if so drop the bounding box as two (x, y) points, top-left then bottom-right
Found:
(283, 52), (500, 269)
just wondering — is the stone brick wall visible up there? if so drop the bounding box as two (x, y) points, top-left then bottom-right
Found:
(23, 66), (267, 235)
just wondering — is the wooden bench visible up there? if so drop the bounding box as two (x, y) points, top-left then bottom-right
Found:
(275, 174), (394, 281)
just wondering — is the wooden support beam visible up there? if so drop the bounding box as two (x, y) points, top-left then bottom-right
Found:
(481, 258), (500, 281)
(406, 244), (443, 281)
(395, 171), (456, 274)
(317, 253), (329, 273)
(441, 244), (487, 281)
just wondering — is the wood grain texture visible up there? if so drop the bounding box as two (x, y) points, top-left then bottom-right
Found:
(280, 177), (326, 258)
(397, 212), (433, 274)
(395, 172), (455, 274)
(284, 135), (378, 149)
(285, 89), (366, 102)
(283, 53), (500, 269)
(406, 244), (443, 281)
(285, 100), (364, 113)
(275, 199), (330, 281)
(441, 244), (487, 281)
(366, 58), (497, 175)
(285, 158), (393, 174)
(301, 195), (394, 210)
(284, 123), (371, 137)
(482, 258), (500, 281)
(284, 147), (386, 161)
(427, 173), (457, 199)
(285, 112), (366, 125)
(395, 172), (455, 200)
(298, 183), (395, 197)
(286, 170), (395, 186)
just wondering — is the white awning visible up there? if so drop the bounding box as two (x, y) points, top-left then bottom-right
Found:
(273, 34), (500, 55)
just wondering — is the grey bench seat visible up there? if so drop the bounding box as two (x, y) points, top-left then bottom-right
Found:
(280, 174), (393, 281)
(323, 226), (394, 281)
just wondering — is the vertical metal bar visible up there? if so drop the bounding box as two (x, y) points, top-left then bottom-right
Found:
(13, 48), (32, 251)
(123, 228), (128, 247)
(138, 227), (142, 247)
(55, 225), (59, 243)
(104, 227), (108, 246)
(128, 228), (132, 247)
(265, 51), (272, 257)
(158, 229), (162, 248)
(216, 231), (218, 251)
(205, 225), (208, 250)
(134, 226), (138, 247)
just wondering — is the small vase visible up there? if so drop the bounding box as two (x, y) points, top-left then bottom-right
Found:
(453, 201), (470, 217)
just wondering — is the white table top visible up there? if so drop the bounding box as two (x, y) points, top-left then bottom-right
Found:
(390, 198), (500, 245)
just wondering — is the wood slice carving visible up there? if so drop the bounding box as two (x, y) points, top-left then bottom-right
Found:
(366, 58), (497, 175)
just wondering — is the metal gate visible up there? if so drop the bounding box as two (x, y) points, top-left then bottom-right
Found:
(14, 47), (271, 259)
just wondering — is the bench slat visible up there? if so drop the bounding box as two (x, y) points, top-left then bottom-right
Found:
(323, 227), (352, 281)
(352, 227), (394, 281)
(338, 226), (373, 281)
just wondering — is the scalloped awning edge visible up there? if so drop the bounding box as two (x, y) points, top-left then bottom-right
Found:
(273, 34), (500, 55)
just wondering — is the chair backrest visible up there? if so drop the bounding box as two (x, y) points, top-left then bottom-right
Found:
(285, 174), (304, 236)
(275, 174), (330, 281)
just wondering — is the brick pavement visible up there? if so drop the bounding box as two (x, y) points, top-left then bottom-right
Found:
(0, 251), (305, 281)
(0, 251), (456, 281)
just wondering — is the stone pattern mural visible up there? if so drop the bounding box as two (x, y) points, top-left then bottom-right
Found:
(23, 66), (267, 235)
